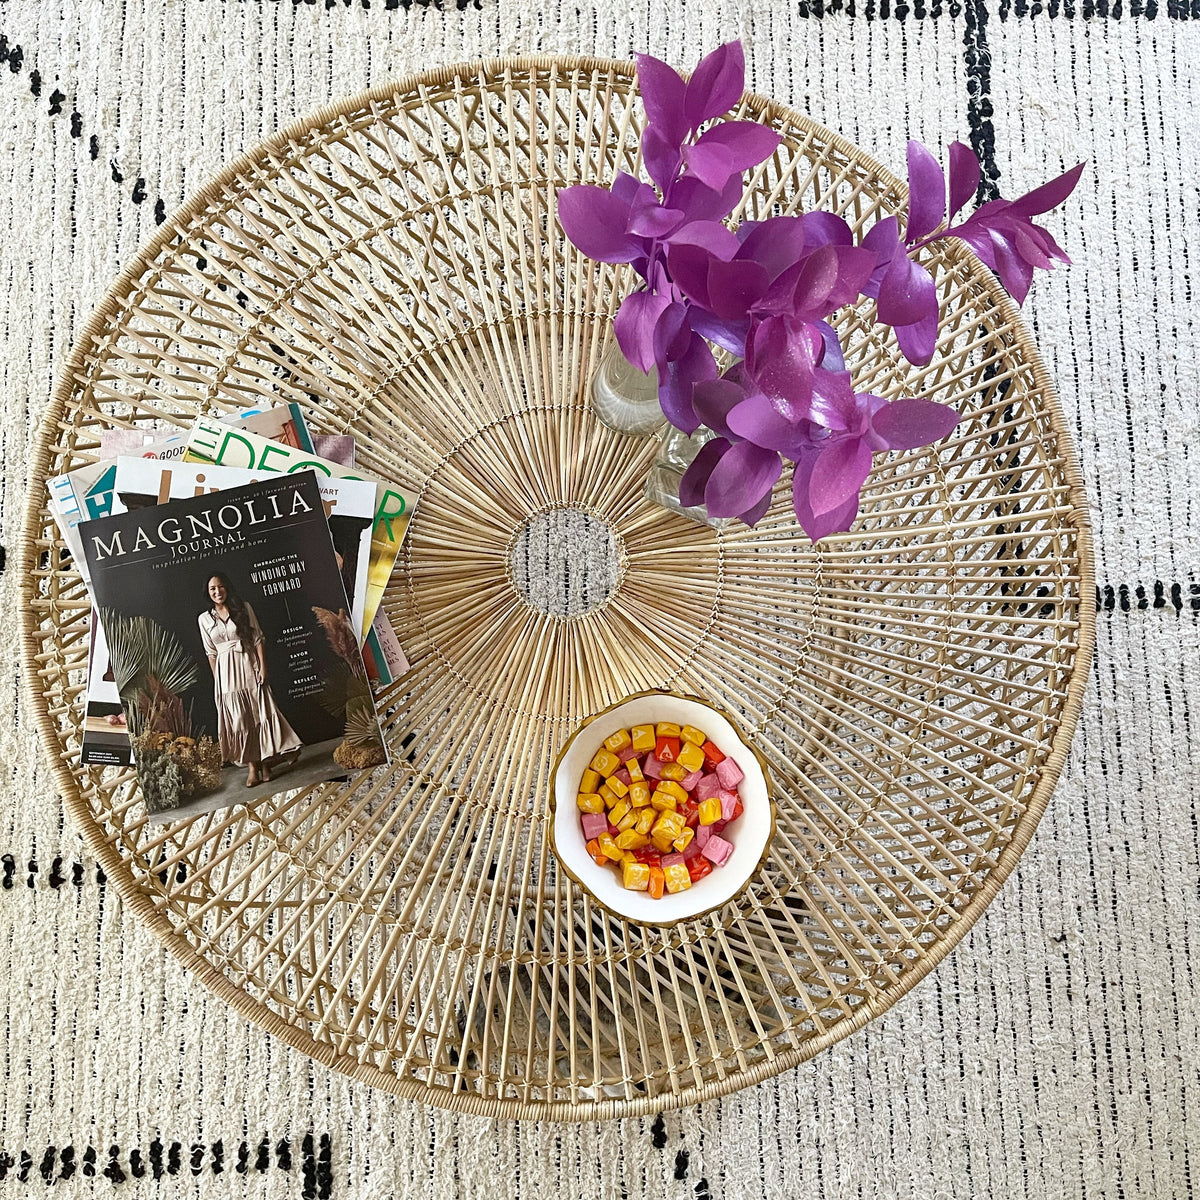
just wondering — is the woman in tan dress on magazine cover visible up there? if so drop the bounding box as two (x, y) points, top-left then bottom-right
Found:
(198, 573), (301, 788)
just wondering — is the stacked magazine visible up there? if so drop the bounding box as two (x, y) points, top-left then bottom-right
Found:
(48, 405), (414, 824)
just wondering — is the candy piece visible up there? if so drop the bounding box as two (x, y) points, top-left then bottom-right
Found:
(630, 724), (657, 752)
(663, 863), (692, 893)
(659, 762), (687, 782)
(701, 740), (725, 768)
(622, 859), (651, 891)
(695, 823), (712, 848)
(680, 724), (706, 747)
(672, 826), (695, 853)
(719, 790), (739, 821)
(703, 834), (734, 867)
(634, 807), (656, 836)
(609, 798), (632, 827)
(655, 722), (682, 738)
(712, 819), (727, 836)
(616, 809), (639, 832)
(597, 831), (624, 862)
(649, 789), (677, 812)
(655, 736), (680, 763)
(695, 773), (722, 800)
(642, 754), (664, 780)
(651, 810), (686, 851)
(581, 812), (608, 841)
(732, 800), (744, 821)
(680, 800), (699, 828)
(605, 728), (633, 754)
(656, 780), (688, 805)
(615, 829), (650, 851)
(676, 741), (705, 774)
(715, 757), (744, 789)
(698, 796), (722, 826)
(614, 768), (632, 786)
(626, 758), (645, 783)
(629, 781), (651, 808)
(680, 769), (703, 791)
(616, 743), (640, 763)
(607, 821), (620, 837)
(681, 837), (703, 862)
(633, 848), (662, 866)
(586, 838), (608, 866)
(606, 775), (629, 799)
(648, 866), (665, 900)
(580, 768), (601, 793)
(590, 748), (621, 777)
(661, 853), (685, 870)
(598, 785), (618, 809)
(687, 856), (713, 882)
(577, 791), (604, 813)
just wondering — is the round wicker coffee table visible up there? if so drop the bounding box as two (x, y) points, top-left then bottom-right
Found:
(18, 57), (1094, 1119)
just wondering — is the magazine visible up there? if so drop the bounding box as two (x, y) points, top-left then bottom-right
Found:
(184, 415), (414, 635)
(80, 471), (389, 824)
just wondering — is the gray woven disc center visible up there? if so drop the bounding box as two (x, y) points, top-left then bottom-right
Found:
(511, 509), (620, 618)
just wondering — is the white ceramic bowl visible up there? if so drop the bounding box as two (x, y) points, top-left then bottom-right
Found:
(551, 691), (774, 924)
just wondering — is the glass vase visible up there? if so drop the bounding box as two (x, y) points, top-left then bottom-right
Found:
(642, 425), (733, 531)
(590, 337), (667, 437)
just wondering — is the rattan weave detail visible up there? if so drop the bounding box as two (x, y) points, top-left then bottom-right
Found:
(17, 56), (1094, 1119)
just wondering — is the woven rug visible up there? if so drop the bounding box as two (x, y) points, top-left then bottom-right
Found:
(1, 2), (1196, 1196)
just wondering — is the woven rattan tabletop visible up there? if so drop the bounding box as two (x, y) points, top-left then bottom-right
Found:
(18, 56), (1093, 1119)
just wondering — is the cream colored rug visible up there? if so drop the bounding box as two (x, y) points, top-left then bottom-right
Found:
(1, 1), (1197, 1196)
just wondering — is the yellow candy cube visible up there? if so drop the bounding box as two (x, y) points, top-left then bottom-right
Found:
(598, 784), (618, 808)
(663, 863), (692, 894)
(659, 763), (688, 782)
(576, 792), (605, 813)
(672, 826), (695, 852)
(615, 829), (650, 851)
(630, 724), (656, 752)
(626, 758), (645, 783)
(622, 859), (651, 891)
(634, 807), (656, 835)
(596, 832), (624, 862)
(609, 798), (632, 827)
(698, 796), (722, 825)
(649, 789), (678, 812)
(589, 748), (621, 777)
(656, 780), (688, 805)
(680, 724), (707, 747)
(580, 768), (601, 794)
(676, 741), (705, 773)
(652, 810), (685, 842)
(604, 728), (633, 754)
(606, 775), (629, 799)
(629, 781), (651, 808)
(616, 809), (639, 832)
(655, 722), (681, 738)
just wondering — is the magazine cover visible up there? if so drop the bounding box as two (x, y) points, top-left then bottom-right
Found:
(80, 471), (389, 823)
(184, 415), (414, 634)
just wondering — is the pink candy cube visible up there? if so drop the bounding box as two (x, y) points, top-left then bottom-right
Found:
(614, 768), (632, 786)
(715, 757), (743, 790)
(617, 744), (639, 763)
(695, 823), (712, 848)
(719, 790), (738, 822)
(643, 754), (664, 780)
(581, 812), (608, 840)
(661, 853), (684, 870)
(702, 834), (734, 867)
(695, 772), (722, 800)
(681, 838), (703, 862)
(681, 769), (703, 791)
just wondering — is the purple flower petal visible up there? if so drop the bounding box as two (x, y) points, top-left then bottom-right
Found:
(684, 41), (745, 131)
(628, 203), (687, 238)
(734, 216), (810, 280)
(825, 246), (879, 310)
(808, 436), (874, 517)
(1007, 161), (1085, 218)
(1013, 223), (1055, 271)
(642, 125), (683, 194)
(665, 174), (743, 223)
(683, 140), (738, 191)
(636, 54), (690, 147)
(679, 436), (730, 508)
(738, 489), (775, 528)
(809, 369), (856, 432)
(893, 307), (939, 366)
(704, 440), (782, 518)
(557, 185), (642, 263)
(876, 253), (937, 329)
(614, 291), (673, 372)
(906, 140), (947, 244)
(653, 302), (692, 363)
(691, 121), (780, 172)
(861, 216), (902, 297)
(706, 258), (771, 323)
(744, 316), (823, 413)
(658, 332), (717, 434)
(692, 377), (746, 440)
(668, 219), (742, 260)
(789, 245), (841, 318)
(813, 320), (846, 373)
(947, 141), (981, 221)
(612, 171), (652, 207)
(989, 229), (1035, 305)
(792, 448), (861, 543)
(870, 397), (959, 450)
(665, 243), (715, 308)
(800, 211), (854, 249)
(727, 392), (816, 456)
